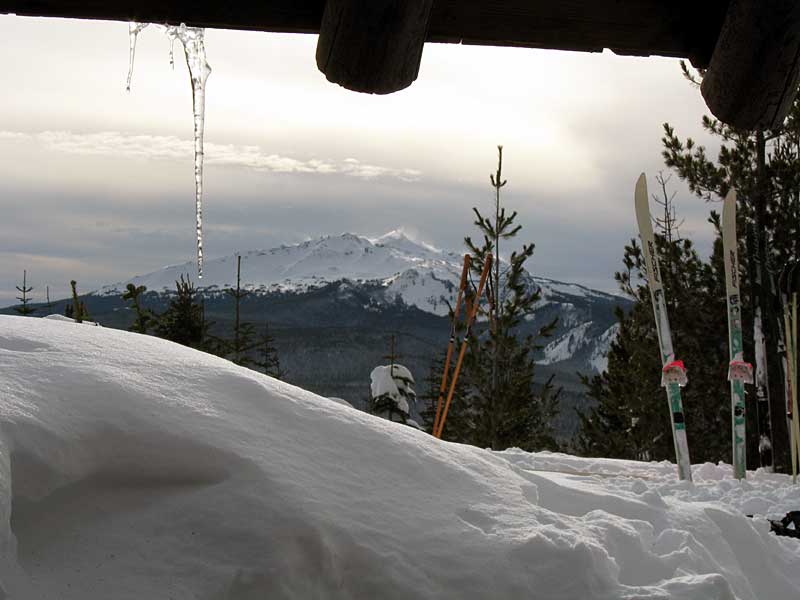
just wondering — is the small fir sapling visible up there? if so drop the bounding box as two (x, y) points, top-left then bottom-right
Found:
(14, 270), (35, 316)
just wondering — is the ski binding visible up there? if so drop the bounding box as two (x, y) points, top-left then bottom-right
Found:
(728, 360), (754, 384)
(661, 360), (688, 387)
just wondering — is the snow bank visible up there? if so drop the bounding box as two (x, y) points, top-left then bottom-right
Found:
(0, 315), (798, 599)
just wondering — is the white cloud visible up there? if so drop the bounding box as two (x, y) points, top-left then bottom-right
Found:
(0, 130), (422, 181)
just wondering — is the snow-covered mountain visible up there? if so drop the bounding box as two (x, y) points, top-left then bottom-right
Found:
(99, 231), (458, 305)
(97, 231), (628, 372)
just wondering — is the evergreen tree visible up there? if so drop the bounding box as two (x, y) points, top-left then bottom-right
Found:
(576, 179), (730, 463)
(661, 63), (800, 469)
(369, 363), (417, 425)
(254, 321), (283, 379)
(155, 276), (206, 348)
(444, 146), (560, 451)
(69, 280), (90, 323)
(13, 270), (35, 316)
(122, 283), (156, 334)
(223, 255), (258, 367)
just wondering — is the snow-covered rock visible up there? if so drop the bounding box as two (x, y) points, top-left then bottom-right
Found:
(0, 315), (798, 598)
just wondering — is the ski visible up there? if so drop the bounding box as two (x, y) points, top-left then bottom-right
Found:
(747, 226), (774, 472)
(433, 254), (472, 436)
(634, 174), (692, 482)
(722, 189), (750, 480)
(435, 254), (493, 439)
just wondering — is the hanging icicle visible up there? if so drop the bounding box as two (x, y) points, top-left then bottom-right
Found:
(126, 22), (149, 92)
(167, 24), (212, 279)
(124, 23), (211, 279)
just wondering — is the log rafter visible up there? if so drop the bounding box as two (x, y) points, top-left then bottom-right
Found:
(3, 0), (800, 130)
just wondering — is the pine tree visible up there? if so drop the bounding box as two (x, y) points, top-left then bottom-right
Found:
(661, 63), (800, 470)
(13, 270), (35, 316)
(155, 276), (206, 348)
(576, 180), (730, 463)
(370, 363), (417, 425)
(446, 146), (560, 451)
(69, 280), (90, 323)
(224, 255), (258, 367)
(122, 283), (156, 334)
(254, 321), (283, 379)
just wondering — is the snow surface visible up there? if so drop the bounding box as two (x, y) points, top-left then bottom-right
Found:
(3, 316), (797, 599)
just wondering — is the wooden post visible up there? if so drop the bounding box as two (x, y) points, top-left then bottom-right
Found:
(316, 0), (434, 94)
(702, 0), (800, 130)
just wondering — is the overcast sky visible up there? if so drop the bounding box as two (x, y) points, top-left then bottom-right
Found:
(0, 15), (725, 307)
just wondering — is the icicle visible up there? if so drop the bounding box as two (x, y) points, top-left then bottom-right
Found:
(126, 22), (149, 92)
(124, 22), (211, 279)
(167, 24), (211, 279)
(167, 29), (177, 69)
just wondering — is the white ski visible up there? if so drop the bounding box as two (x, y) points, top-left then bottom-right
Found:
(634, 174), (692, 482)
(723, 189), (750, 480)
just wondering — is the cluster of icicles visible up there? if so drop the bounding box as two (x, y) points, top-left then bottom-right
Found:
(126, 22), (211, 279)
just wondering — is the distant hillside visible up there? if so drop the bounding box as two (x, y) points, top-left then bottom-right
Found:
(4, 232), (631, 438)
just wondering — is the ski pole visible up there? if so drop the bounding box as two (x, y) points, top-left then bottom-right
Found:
(783, 308), (797, 483)
(792, 292), (800, 484)
(435, 254), (493, 439)
(433, 254), (471, 435)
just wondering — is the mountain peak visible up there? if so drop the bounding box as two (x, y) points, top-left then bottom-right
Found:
(370, 229), (441, 255)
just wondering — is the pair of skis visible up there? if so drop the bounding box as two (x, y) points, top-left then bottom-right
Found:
(637, 176), (751, 481)
(432, 253), (493, 439)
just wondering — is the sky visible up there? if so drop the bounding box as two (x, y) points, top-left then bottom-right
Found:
(0, 15), (725, 307)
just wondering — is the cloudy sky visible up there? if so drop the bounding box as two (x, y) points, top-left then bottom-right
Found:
(0, 15), (724, 307)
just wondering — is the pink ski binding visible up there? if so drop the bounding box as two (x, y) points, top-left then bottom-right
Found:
(728, 360), (754, 384)
(661, 359), (688, 387)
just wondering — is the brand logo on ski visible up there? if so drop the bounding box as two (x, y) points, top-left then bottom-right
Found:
(648, 240), (660, 283)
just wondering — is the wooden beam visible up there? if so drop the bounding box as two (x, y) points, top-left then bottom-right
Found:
(427, 1), (727, 68)
(702, 0), (800, 130)
(0, 0), (726, 66)
(317, 0), (434, 94)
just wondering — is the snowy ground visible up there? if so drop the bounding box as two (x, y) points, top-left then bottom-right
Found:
(0, 315), (798, 599)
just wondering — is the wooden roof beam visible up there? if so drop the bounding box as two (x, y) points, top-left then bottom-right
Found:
(0, 0), (726, 66)
(3, 1), (800, 130)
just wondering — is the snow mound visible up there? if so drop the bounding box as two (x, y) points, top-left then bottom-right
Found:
(42, 313), (100, 326)
(0, 315), (798, 599)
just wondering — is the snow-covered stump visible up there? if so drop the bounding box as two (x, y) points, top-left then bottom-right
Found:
(369, 363), (416, 425)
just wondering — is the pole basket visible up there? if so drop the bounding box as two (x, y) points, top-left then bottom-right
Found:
(728, 360), (754, 384)
(661, 359), (688, 387)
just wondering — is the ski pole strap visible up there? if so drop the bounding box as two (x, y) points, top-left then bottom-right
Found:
(728, 360), (754, 384)
(661, 359), (688, 387)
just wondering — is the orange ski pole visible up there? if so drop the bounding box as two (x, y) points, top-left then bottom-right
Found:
(435, 254), (493, 439)
(433, 254), (471, 435)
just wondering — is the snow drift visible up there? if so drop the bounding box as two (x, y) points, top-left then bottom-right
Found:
(0, 315), (798, 599)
